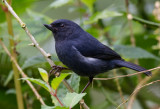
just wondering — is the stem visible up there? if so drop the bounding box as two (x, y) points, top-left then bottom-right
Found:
(132, 16), (160, 27)
(54, 94), (64, 106)
(125, 0), (142, 83)
(0, 39), (45, 105)
(5, 2), (24, 109)
(47, 82), (63, 106)
(113, 70), (126, 109)
(94, 66), (160, 81)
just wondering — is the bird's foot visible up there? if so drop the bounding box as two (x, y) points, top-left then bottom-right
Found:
(49, 65), (69, 77)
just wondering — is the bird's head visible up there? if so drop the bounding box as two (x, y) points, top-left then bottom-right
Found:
(44, 19), (81, 40)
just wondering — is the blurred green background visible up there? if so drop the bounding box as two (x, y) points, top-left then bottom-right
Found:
(0, 0), (160, 109)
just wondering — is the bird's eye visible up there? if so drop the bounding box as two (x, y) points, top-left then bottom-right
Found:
(60, 23), (64, 27)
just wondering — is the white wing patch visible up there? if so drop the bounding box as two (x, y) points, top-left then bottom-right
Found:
(72, 46), (99, 63)
(85, 57), (98, 62)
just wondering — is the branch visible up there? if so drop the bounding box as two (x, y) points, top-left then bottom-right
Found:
(133, 16), (160, 28)
(94, 66), (160, 81)
(113, 70), (126, 109)
(5, 3), (24, 109)
(116, 79), (160, 109)
(125, 0), (142, 82)
(2, 0), (89, 108)
(127, 69), (159, 109)
(0, 39), (45, 105)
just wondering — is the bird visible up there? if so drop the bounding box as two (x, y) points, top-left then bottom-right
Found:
(44, 19), (151, 93)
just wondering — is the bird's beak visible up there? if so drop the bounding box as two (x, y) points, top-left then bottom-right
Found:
(43, 24), (52, 31)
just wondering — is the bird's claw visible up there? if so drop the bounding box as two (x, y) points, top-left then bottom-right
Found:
(49, 65), (69, 77)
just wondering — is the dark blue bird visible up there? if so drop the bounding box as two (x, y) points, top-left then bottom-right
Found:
(44, 19), (151, 92)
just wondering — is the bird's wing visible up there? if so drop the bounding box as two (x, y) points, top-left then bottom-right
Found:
(73, 39), (122, 60)
(90, 45), (122, 60)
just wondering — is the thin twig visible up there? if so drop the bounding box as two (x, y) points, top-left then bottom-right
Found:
(116, 79), (160, 109)
(127, 69), (159, 109)
(2, 0), (89, 108)
(47, 82), (63, 106)
(113, 70), (126, 109)
(0, 39), (45, 105)
(125, 0), (142, 82)
(132, 16), (160, 28)
(94, 66), (160, 81)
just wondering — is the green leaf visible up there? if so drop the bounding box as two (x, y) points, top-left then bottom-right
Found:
(51, 73), (71, 90)
(0, 10), (51, 49)
(84, 9), (123, 24)
(41, 105), (69, 109)
(41, 105), (55, 109)
(0, 0), (34, 23)
(21, 78), (50, 92)
(114, 45), (160, 60)
(27, 9), (52, 22)
(4, 70), (13, 86)
(86, 27), (100, 38)
(51, 73), (80, 106)
(63, 92), (86, 108)
(55, 106), (69, 109)
(81, 0), (96, 13)
(51, 95), (61, 106)
(67, 73), (80, 93)
(38, 68), (48, 82)
(49, 0), (73, 8)
(22, 55), (46, 69)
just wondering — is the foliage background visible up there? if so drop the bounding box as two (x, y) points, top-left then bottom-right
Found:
(0, 0), (160, 109)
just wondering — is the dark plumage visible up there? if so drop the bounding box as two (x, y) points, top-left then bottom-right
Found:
(44, 19), (151, 92)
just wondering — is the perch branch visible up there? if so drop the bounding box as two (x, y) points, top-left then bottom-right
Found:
(94, 66), (160, 81)
(0, 39), (45, 105)
(2, 0), (89, 108)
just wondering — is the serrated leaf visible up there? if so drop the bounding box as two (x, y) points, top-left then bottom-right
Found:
(63, 92), (86, 108)
(81, 0), (96, 13)
(21, 78), (50, 92)
(84, 9), (122, 24)
(67, 73), (80, 93)
(51, 73), (71, 90)
(49, 0), (73, 8)
(51, 73), (80, 106)
(114, 45), (160, 60)
(38, 68), (48, 82)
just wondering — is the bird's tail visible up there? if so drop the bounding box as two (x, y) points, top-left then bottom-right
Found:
(114, 60), (151, 76)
